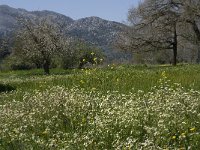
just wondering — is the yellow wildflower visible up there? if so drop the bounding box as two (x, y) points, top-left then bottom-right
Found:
(190, 127), (196, 132)
(161, 71), (167, 78)
(182, 132), (185, 135)
(42, 130), (48, 135)
(82, 117), (86, 123)
(172, 136), (176, 139)
(80, 80), (85, 84)
(181, 132), (186, 138)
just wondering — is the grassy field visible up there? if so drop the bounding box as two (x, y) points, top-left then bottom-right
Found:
(0, 64), (200, 149)
(1, 64), (200, 94)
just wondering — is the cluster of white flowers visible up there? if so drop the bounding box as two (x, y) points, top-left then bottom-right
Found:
(0, 80), (200, 149)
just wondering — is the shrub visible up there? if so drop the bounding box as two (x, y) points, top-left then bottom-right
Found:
(1, 55), (36, 70)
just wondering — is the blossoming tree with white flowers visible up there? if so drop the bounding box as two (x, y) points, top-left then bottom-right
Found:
(14, 17), (69, 74)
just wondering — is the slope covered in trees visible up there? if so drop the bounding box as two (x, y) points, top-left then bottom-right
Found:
(0, 5), (126, 63)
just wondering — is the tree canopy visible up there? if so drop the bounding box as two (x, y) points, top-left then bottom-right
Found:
(118, 0), (200, 65)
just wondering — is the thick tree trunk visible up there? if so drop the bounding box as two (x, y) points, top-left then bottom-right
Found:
(191, 21), (200, 63)
(172, 24), (178, 66)
(173, 46), (177, 66)
(197, 45), (200, 64)
(43, 60), (50, 75)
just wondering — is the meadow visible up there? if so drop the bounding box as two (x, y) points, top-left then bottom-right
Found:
(0, 64), (200, 149)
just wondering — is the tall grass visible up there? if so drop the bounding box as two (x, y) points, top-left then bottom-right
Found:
(0, 78), (200, 149)
(0, 64), (200, 149)
(1, 64), (200, 95)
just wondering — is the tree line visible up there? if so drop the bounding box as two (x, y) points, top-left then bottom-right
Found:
(118, 0), (200, 65)
(0, 16), (104, 74)
(1, 0), (199, 72)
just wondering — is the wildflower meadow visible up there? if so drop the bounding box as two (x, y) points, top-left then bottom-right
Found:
(0, 65), (200, 149)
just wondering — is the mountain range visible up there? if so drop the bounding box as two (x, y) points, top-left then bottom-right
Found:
(0, 5), (129, 61)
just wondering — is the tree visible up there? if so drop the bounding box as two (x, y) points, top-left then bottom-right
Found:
(60, 39), (82, 69)
(77, 42), (104, 69)
(119, 0), (183, 65)
(0, 37), (9, 62)
(14, 17), (69, 74)
(61, 40), (104, 69)
(179, 0), (200, 63)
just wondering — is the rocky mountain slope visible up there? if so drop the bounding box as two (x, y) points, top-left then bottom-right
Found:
(0, 5), (128, 61)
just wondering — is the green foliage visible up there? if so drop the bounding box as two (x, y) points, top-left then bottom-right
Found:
(0, 55), (36, 70)
(61, 41), (105, 69)
(76, 41), (104, 68)
(0, 37), (10, 68)
(61, 42), (80, 69)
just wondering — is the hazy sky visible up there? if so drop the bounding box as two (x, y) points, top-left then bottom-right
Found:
(0, 0), (139, 22)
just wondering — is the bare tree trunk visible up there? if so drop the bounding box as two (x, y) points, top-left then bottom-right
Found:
(43, 60), (50, 75)
(191, 21), (200, 63)
(173, 24), (178, 66)
(197, 43), (200, 63)
(79, 62), (84, 69)
(173, 46), (177, 66)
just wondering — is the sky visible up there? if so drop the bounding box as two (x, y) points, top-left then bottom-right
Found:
(0, 0), (139, 22)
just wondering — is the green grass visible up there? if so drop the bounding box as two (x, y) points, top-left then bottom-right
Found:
(0, 64), (200, 149)
(1, 64), (200, 95)
(1, 64), (200, 105)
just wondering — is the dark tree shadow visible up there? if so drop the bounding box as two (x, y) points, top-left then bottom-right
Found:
(0, 83), (16, 93)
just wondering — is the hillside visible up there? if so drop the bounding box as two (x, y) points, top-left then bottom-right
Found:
(0, 5), (128, 61)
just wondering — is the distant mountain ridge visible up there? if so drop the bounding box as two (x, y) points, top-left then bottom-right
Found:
(0, 5), (128, 61)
